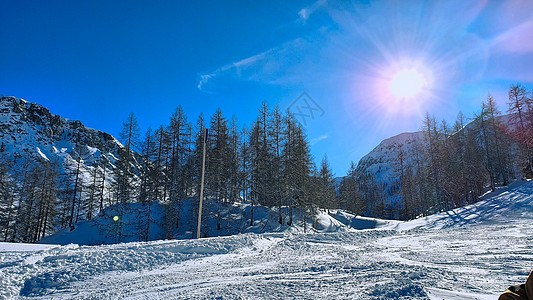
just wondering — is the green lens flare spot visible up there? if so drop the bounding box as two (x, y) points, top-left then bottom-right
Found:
(113, 216), (119, 222)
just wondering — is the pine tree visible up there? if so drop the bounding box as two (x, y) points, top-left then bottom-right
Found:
(508, 84), (530, 134)
(338, 162), (365, 215)
(270, 106), (284, 223)
(486, 95), (510, 185)
(67, 144), (92, 227)
(85, 164), (98, 221)
(281, 112), (312, 225)
(138, 127), (157, 241)
(250, 102), (275, 208)
(477, 95), (514, 190)
(228, 116), (241, 202)
(249, 121), (260, 226)
(33, 159), (59, 242)
(120, 113), (141, 154)
(207, 108), (230, 231)
(166, 106), (191, 232)
(477, 103), (496, 192)
(422, 113), (446, 212)
(10, 159), (59, 242)
(117, 112), (140, 205)
(392, 143), (416, 219)
(316, 155), (336, 210)
(462, 121), (487, 203)
(97, 155), (109, 214)
(410, 140), (430, 216)
(153, 125), (169, 204)
(240, 125), (250, 203)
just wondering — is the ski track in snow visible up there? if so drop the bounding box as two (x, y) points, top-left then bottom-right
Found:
(2, 182), (533, 299)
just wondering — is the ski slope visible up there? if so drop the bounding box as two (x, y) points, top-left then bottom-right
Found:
(2, 181), (533, 299)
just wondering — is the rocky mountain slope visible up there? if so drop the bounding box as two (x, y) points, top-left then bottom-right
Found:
(0, 96), (124, 166)
(354, 131), (425, 184)
(0, 96), (141, 230)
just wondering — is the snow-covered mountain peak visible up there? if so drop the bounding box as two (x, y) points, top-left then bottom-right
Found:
(355, 131), (425, 183)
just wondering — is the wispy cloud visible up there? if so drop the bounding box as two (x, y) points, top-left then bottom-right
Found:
(196, 0), (332, 94)
(197, 38), (308, 93)
(298, 8), (310, 21)
(492, 20), (533, 54)
(197, 74), (216, 93)
(310, 134), (328, 145)
(298, 0), (327, 23)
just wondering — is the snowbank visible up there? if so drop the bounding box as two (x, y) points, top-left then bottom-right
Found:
(40, 199), (394, 246)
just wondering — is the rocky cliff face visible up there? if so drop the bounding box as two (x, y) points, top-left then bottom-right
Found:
(0, 96), (141, 206)
(0, 96), (123, 165)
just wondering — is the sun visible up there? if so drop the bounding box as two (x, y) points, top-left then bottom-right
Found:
(388, 68), (428, 100)
(370, 60), (435, 116)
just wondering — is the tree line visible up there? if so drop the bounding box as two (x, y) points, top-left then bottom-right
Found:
(0, 101), (337, 243)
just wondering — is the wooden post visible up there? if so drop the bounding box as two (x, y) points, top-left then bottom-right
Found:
(196, 128), (208, 239)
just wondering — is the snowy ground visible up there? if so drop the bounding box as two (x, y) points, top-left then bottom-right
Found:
(2, 181), (533, 299)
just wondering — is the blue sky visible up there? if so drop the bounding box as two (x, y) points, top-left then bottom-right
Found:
(1, 0), (533, 175)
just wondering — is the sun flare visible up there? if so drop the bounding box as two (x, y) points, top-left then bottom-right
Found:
(388, 68), (427, 100)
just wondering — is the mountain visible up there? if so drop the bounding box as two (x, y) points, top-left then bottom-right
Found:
(354, 131), (425, 184)
(352, 115), (521, 190)
(0, 96), (126, 167)
(0, 95), (142, 184)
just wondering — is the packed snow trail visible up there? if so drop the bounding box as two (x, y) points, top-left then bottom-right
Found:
(2, 181), (533, 299)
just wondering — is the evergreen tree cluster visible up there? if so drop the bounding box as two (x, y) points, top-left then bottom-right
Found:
(0, 101), (338, 242)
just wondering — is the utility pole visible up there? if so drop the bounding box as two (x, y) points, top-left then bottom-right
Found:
(196, 128), (208, 239)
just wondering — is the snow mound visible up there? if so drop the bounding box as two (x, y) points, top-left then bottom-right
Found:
(40, 198), (395, 246)
(329, 210), (401, 230)
(398, 179), (533, 232)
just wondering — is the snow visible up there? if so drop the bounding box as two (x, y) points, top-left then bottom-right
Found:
(35, 147), (49, 161)
(2, 180), (533, 299)
(39, 199), (395, 246)
(0, 243), (57, 252)
(426, 288), (495, 300)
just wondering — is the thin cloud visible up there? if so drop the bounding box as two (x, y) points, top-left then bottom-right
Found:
(299, 8), (310, 21)
(298, 0), (327, 23)
(311, 134), (329, 145)
(492, 20), (533, 54)
(197, 74), (216, 93)
(197, 38), (307, 93)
